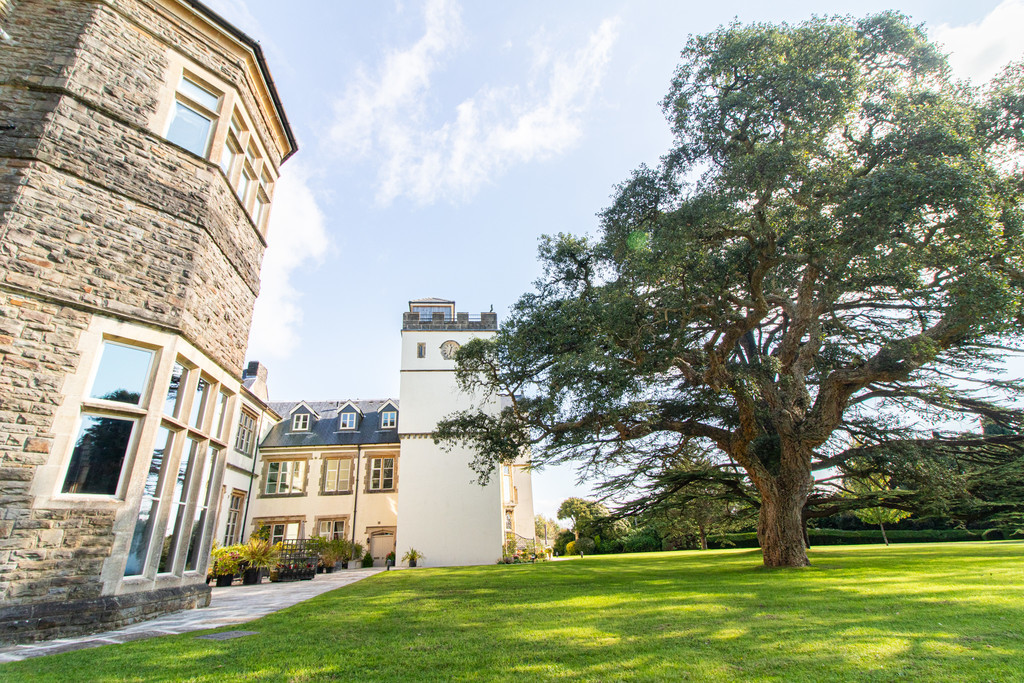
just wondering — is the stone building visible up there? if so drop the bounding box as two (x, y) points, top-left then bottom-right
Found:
(234, 299), (536, 567)
(0, 0), (295, 644)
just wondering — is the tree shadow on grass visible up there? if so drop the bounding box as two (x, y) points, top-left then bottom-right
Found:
(4, 544), (1022, 682)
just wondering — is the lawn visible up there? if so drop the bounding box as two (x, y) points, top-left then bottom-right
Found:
(4, 542), (1023, 682)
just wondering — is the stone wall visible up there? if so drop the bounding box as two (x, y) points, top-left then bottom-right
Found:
(0, 290), (101, 607)
(0, 583), (210, 644)
(0, 0), (289, 644)
(0, 0), (268, 374)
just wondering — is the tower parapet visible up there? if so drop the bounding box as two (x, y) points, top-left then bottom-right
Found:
(402, 310), (498, 331)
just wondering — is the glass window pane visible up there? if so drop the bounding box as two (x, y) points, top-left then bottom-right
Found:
(61, 415), (135, 495)
(164, 362), (185, 417)
(90, 342), (152, 405)
(238, 167), (254, 203)
(189, 378), (209, 429)
(166, 102), (212, 157)
(211, 391), (229, 439)
(178, 77), (220, 111)
(185, 446), (219, 570)
(325, 460), (338, 492)
(266, 462), (280, 494)
(220, 133), (240, 175)
(125, 426), (170, 575)
(160, 437), (198, 573)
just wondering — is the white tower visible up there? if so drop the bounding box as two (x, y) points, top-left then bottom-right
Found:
(396, 299), (505, 566)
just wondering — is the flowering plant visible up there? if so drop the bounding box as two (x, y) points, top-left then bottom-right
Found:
(210, 544), (244, 576)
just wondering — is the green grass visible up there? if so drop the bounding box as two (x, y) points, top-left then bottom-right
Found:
(4, 542), (1023, 681)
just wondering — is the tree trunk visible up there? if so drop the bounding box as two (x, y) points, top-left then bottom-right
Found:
(879, 521), (889, 546)
(698, 523), (708, 551)
(757, 479), (812, 567)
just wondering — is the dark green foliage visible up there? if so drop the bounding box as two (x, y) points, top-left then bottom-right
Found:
(553, 530), (574, 556)
(708, 529), (984, 548)
(575, 537), (596, 555)
(361, 551), (374, 568)
(622, 526), (664, 553)
(435, 13), (1024, 568)
(981, 529), (1006, 541)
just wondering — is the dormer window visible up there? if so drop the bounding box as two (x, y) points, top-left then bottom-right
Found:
(339, 412), (357, 430)
(381, 411), (397, 429)
(292, 413), (309, 431)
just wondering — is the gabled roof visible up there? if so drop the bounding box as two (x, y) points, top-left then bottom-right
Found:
(378, 399), (398, 412)
(336, 400), (364, 415)
(287, 401), (320, 418)
(261, 399), (400, 449)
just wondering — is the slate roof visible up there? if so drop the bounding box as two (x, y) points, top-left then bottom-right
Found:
(261, 399), (400, 448)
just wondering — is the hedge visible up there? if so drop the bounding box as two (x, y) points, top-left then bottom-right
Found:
(706, 528), (995, 549)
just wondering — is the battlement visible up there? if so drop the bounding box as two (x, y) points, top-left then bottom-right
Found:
(402, 311), (498, 331)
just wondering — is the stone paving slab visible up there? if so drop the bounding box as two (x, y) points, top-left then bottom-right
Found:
(0, 567), (385, 663)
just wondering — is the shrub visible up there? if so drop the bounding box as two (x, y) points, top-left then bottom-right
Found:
(575, 537), (596, 555)
(361, 551), (374, 568)
(239, 538), (281, 570)
(706, 529), (984, 549)
(553, 530), (574, 556)
(1010, 529), (1024, 540)
(209, 544), (243, 576)
(565, 540), (576, 556)
(623, 526), (662, 553)
(982, 529), (1005, 541)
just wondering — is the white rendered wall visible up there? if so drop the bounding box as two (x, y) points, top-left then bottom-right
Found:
(512, 459), (536, 543)
(396, 326), (505, 566)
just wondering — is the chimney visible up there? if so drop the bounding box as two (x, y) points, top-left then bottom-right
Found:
(242, 361), (269, 402)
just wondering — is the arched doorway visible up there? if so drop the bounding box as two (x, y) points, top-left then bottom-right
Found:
(369, 529), (395, 563)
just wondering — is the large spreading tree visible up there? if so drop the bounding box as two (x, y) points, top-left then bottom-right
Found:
(435, 13), (1024, 567)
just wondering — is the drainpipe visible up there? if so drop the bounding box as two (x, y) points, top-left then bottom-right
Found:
(350, 445), (362, 558)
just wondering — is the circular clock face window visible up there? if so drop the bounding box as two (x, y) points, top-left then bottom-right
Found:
(440, 340), (460, 360)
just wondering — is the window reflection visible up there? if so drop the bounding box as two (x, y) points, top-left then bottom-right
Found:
(61, 415), (135, 495)
(124, 427), (172, 576)
(189, 378), (209, 429)
(159, 437), (198, 573)
(165, 362), (185, 417)
(90, 342), (153, 406)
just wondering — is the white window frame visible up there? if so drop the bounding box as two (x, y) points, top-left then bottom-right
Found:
(369, 457), (395, 491)
(164, 74), (221, 158)
(235, 409), (257, 456)
(317, 519), (346, 540)
(292, 413), (310, 431)
(380, 411), (397, 429)
(264, 460), (306, 495)
(339, 412), (357, 430)
(323, 457), (352, 493)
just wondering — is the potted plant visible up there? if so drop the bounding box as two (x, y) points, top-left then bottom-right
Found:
(239, 537), (281, 585)
(402, 548), (423, 567)
(342, 542), (363, 570)
(209, 544), (243, 586)
(320, 538), (348, 573)
(306, 535), (328, 573)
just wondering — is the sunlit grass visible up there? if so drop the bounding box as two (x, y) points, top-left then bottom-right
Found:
(3, 542), (1023, 681)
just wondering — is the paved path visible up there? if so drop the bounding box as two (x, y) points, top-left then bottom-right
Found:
(0, 567), (385, 663)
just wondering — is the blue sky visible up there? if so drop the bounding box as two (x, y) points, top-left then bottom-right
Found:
(205, 0), (1024, 519)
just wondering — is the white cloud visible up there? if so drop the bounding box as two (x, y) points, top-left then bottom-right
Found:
(932, 0), (1024, 84)
(246, 164), (330, 359)
(330, 1), (619, 205)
